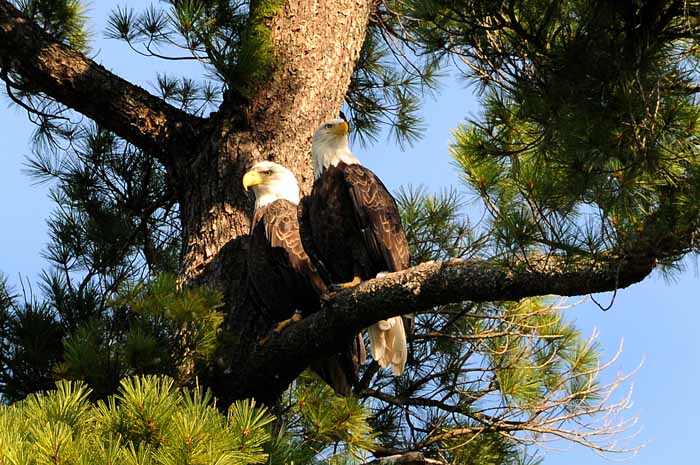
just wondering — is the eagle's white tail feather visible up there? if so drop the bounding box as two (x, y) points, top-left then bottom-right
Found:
(368, 316), (407, 376)
(368, 323), (387, 365)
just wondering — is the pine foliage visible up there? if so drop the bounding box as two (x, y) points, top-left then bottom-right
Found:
(0, 275), (64, 403)
(0, 376), (276, 465)
(25, 123), (180, 285)
(345, 22), (442, 147)
(56, 274), (224, 398)
(0, 372), (379, 465)
(14, 0), (88, 50)
(282, 373), (377, 462)
(382, 0), (700, 269)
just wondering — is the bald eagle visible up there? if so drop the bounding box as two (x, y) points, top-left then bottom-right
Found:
(303, 118), (411, 376)
(243, 161), (364, 396)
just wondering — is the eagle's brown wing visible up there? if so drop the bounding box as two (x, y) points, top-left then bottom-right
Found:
(342, 164), (410, 272)
(342, 164), (415, 341)
(262, 200), (328, 297)
(253, 200), (358, 395)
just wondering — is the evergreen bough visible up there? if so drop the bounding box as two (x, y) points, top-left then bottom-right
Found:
(0, 376), (276, 465)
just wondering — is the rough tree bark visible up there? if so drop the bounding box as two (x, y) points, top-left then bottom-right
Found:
(0, 0), (656, 404)
(177, 0), (372, 291)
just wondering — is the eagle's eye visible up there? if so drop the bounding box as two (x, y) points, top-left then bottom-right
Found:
(263, 170), (273, 176)
(324, 123), (333, 129)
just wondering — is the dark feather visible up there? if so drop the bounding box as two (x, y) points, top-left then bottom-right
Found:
(343, 164), (410, 272)
(305, 163), (410, 281)
(247, 198), (358, 396)
(248, 200), (326, 320)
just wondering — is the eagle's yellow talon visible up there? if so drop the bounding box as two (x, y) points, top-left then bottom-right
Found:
(273, 311), (303, 333)
(258, 311), (303, 346)
(330, 276), (362, 291)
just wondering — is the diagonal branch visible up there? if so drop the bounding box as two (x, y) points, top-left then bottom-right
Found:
(220, 254), (655, 402)
(0, 0), (205, 164)
(362, 452), (445, 465)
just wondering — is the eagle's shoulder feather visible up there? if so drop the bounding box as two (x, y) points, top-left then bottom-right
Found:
(253, 199), (328, 296)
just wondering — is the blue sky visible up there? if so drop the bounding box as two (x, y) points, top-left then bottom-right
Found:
(0, 3), (697, 463)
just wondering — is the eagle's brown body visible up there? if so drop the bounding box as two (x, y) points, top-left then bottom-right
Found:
(248, 199), (328, 320)
(303, 162), (412, 374)
(247, 198), (363, 396)
(303, 163), (410, 283)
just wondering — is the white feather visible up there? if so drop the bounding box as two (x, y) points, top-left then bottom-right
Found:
(311, 118), (360, 178)
(368, 323), (386, 363)
(248, 161), (300, 209)
(368, 317), (407, 376)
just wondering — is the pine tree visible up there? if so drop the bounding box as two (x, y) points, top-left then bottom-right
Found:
(2, 0), (697, 463)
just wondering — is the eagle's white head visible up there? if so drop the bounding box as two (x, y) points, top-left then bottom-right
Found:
(311, 118), (360, 179)
(242, 161), (300, 209)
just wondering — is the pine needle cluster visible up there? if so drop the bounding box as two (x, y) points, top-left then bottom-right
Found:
(0, 376), (276, 465)
(282, 373), (377, 462)
(14, 0), (88, 51)
(1, 270), (224, 402)
(56, 274), (224, 398)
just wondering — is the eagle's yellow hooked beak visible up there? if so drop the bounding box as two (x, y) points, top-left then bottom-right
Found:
(242, 170), (265, 191)
(333, 121), (349, 136)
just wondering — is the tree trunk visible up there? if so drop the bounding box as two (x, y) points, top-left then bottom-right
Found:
(171, 0), (372, 402)
(177, 0), (371, 284)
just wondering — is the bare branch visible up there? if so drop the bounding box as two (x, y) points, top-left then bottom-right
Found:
(0, 0), (205, 165)
(363, 452), (445, 465)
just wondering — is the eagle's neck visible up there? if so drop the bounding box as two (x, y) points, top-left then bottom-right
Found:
(253, 185), (300, 210)
(312, 139), (360, 179)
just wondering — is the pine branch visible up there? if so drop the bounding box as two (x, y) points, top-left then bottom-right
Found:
(0, 0), (205, 165)
(218, 253), (654, 402)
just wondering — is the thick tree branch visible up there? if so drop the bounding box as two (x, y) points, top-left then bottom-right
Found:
(0, 0), (204, 164)
(362, 452), (444, 465)
(219, 254), (654, 402)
